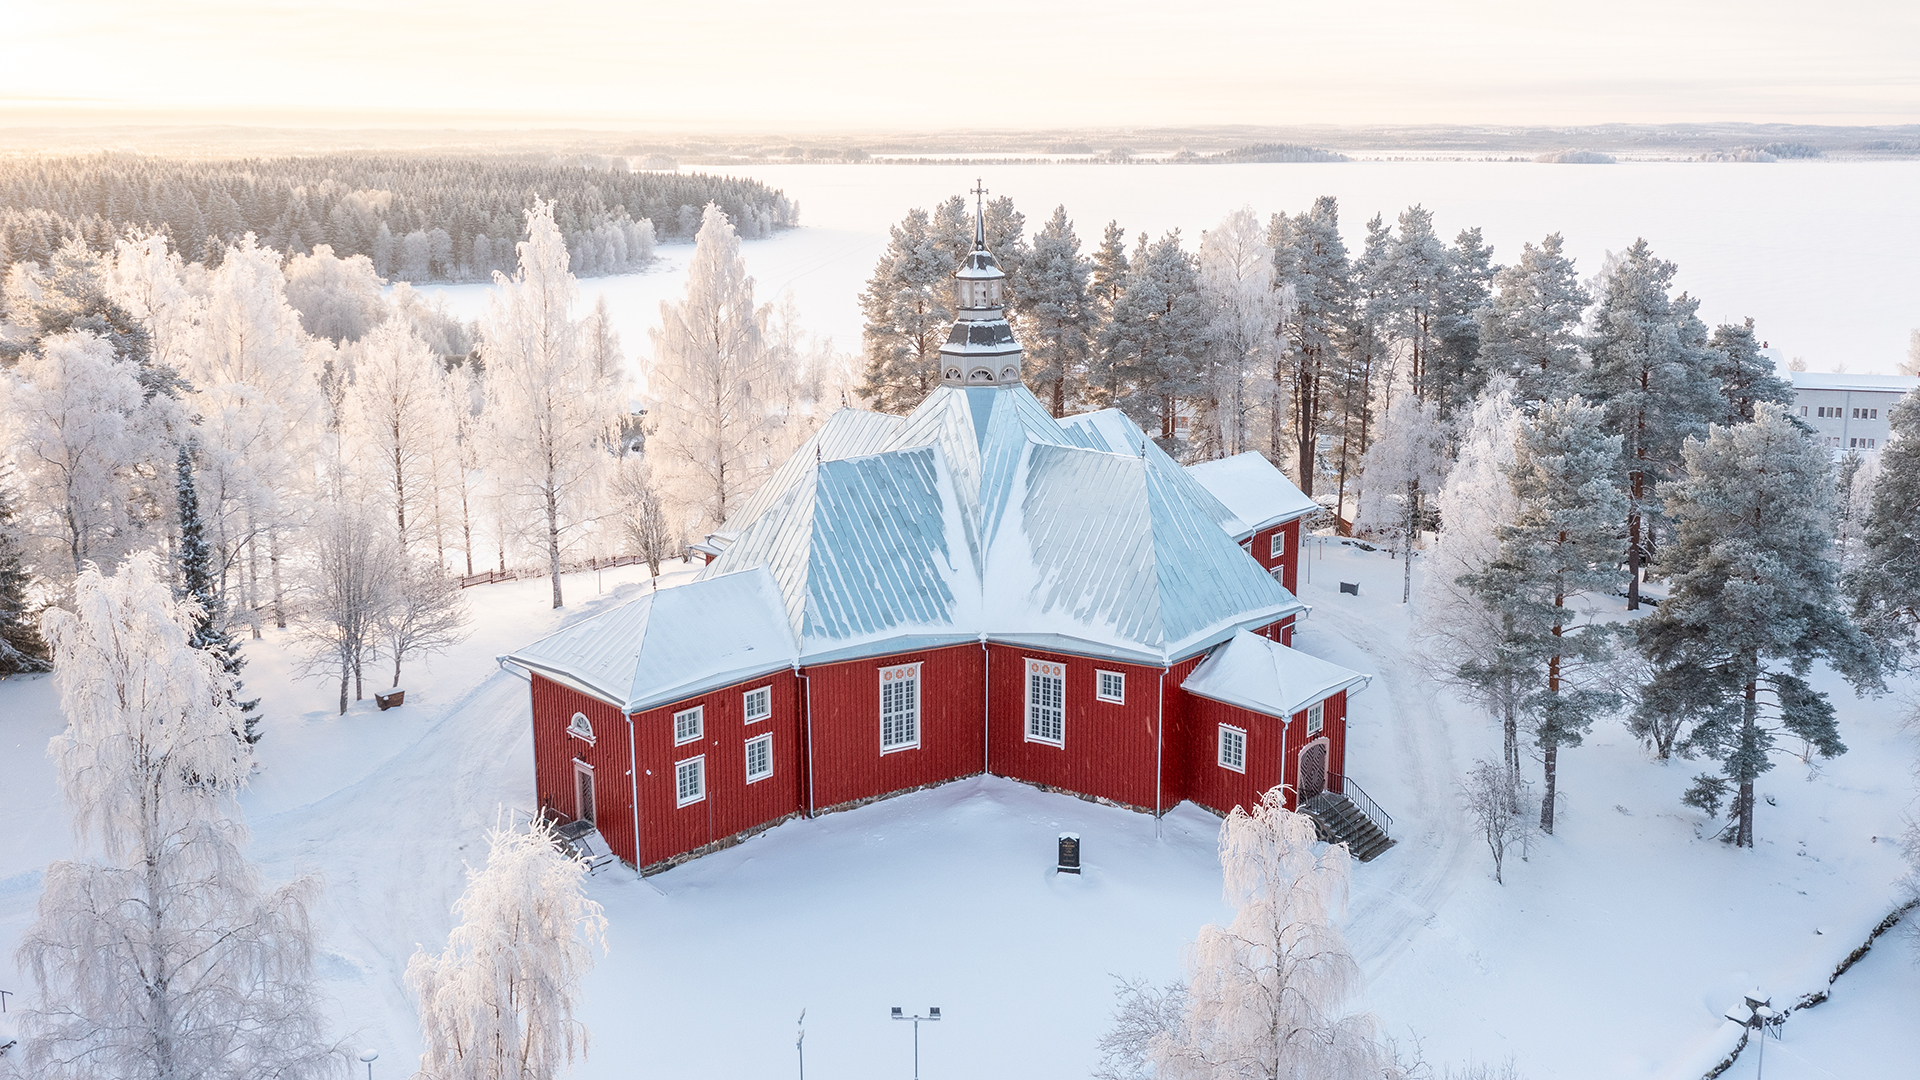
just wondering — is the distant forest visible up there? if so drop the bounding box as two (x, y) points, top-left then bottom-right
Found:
(0, 154), (798, 281)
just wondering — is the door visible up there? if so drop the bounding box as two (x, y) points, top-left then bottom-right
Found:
(1298, 740), (1328, 801)
(574, 761), (596, 827)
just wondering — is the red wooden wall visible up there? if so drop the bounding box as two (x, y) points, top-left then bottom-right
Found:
(531, 675), (638, 865)
(1246, 519), (1301, 593)
(1177, 688), (1349, 818)
(985, 645), (1164, 810)
(804, 644), (986, 811)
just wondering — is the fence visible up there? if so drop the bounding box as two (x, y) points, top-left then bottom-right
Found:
(458, 553), (653, 589)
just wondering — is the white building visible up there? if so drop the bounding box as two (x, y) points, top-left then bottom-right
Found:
(1790, 372), (1917, 453)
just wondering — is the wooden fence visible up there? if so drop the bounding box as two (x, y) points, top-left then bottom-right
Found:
(458, 553), (653, 589)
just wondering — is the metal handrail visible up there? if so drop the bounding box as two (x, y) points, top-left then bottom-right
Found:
(1328, 772), (1391, 839)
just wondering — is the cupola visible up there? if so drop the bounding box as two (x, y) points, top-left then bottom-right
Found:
(938, 180), (1024, 388)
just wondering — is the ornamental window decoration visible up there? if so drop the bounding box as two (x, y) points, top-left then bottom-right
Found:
(1026, 659), (1065, 746)
(879, 664), (921, 752)
(567, 711), (595, 744)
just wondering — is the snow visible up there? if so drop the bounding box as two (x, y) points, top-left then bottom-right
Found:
(1183, 629), (1369, 719)
(1185, 451), (1321, 536)
(2, 541), (1913, 1078)
(409, 162), (1920, 382)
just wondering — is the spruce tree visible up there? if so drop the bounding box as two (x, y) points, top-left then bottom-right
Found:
(1096, 231), (1210, 447)
(1476, 233), (1589, 411)
(1581, 239), (1722, 609)
(1846, 390), (1920, 662)
(176, 442), (260, 742)
(0, 466), (51, 674)
(1707, 318), (1794, 425)
(1468, 398), (1625, 834)
(1018, 205), (1093, 417)
(1640, 404), (1881, 847)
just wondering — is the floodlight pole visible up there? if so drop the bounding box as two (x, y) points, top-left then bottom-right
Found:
(891, 1006), (941, 1080)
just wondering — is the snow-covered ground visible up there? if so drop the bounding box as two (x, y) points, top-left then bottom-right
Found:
(1, 544), (1913, 1078)
(411, 161), (1920, 381)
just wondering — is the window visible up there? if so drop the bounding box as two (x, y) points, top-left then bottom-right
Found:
(675, 755), (705, 806)
(567, 711), (595, 744)
(879, 663), (921, 752)
(1872, 408), (1880, 419)
(1096, 670), (1126, 704)
(573, 760), (596, 826)
(1307, 700), (1324, 736)
(744, 686), (772, 724)
(674, 706), (703, 746)
(1799, 406), (1808, 417)
(1025, 659), (1065, 745)
(1269, 530), (1286, 558)
(1218, 725), (1246, 772)
(745, 733), (773, 783)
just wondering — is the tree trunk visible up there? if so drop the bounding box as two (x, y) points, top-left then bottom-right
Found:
(1401, 479), (1416, 603)
(1625, 496), (1642, 611)
(460, 480), (474, 576)
(1737, 667), (1759, 848)
(547, 488), (563, 610)
(268, 526), (286, 629)
(1539, 740), (1558, 835)
(245, 517), (262, 640)
(394, 652), (403, 688)
(339, 666), (349, 714)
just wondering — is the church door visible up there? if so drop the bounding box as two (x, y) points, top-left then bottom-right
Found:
(1298, 741), (1328, 801)
(574, 761), (596, 827)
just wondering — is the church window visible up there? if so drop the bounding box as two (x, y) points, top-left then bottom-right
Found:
(1307, 700), (1324, 736)
(745, 734), (773, 783)
(567, 711), (595, 744)
(879, 663), (921, 753)
(1218, 725), (1246, 773)
(1269, 530), (1287, 559)
(1096, 670), (1125, 704)
(744, 686), (772, 723)
(675, 755), (706, 807)
(1026, 659), (1065, 746)
(674, 706), (703, 746)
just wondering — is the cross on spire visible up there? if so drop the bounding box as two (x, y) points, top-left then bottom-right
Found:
(971, 177), (988, 248)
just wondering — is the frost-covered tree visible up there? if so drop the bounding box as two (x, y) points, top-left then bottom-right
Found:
(1706, 318), (1793, 426)
(1434, 227), (1498, 415)
(1098, 231), (1210, 447)
(1475, 234), (1588, 411)
(648, 203), (786, 534)
(1357, 395), (1448, 602)
(16, 553), (338, 1080)
(294, 500), (401, 713)
(106, 231), (198, 386)
(581, 294), (624, 384)
(613, 455), (673, 580)
(1468, 398), (1624, 835)
(176, 441), (258, 743)
(0, 465), (51, 674)
(378, 557), (468, 688)
(1846, 391), (1920, 662)
(283, 244), (387, 344)
(1019, 205), (1093, 417)
(1195, 208), (1282, 461)
(341, 319), (447, 550)
(1639, 403), (1882, 847)
(1581, 239), (1722, 610)
(406, 819), (606, 1080)
(1460, 759), (1537, 884)
(482, 200), (616, 609)
(1271, 197), (1353, 494)
(1, 238), (164, 392)
(1418, 377), (1525, 774)
(1382, 206), (1453, 404)
(1101, 789), (1382, 1080)
(857, 206), (953, 411)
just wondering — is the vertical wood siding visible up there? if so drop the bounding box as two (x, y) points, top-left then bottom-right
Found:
(1179, 688), (1349, 818)
(1157, 654), (1206, 812)
(1246, 520), (1300, 593)
(806, 644), (986, 811)
(531, 675), (637, 866)
(986, 645), (1163, 809)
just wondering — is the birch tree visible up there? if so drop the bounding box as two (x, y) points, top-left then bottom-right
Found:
(1356, 395), (1449, 602)
(648, 203), (784, 534)
(407, 819), (606, 1080)
(481, 200), (614, 609)
(294, 501), (400, 713)
(15, 553), (338, 1080)
(341, 319), (446, 551)
(1195, 207), (1282, 461)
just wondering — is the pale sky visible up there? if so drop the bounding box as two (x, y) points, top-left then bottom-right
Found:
(3, 0), (1917, 129)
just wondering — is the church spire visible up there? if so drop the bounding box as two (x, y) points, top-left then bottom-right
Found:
(939, 178), (1024, 389)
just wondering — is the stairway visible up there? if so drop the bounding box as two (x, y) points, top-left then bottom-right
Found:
(1301, 791), (1396, 862)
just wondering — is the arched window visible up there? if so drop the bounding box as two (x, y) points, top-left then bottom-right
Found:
(567, 711), (595, 744)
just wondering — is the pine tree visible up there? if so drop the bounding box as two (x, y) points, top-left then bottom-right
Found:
(1475, 233), (1589, 411)
(1272, 197), (1355, 494)
(1383, 205), (1453, 403)
(1846, 390), (1920, 663)
(0, 464), (51, 674)
(1706, 318), (1793, 425)
(1434, 226), (1497, 417)
(1332, 214), (1396, 521)
(177, 442), (259, 742)
(1097, 231), (1210, 447)
(857, 206), (953, 412)
(1581, 239), (1723, 610)
(1090, 220), (1130, 325)
(1469, 398), (1625, 834)
(1019, 205), (1093, 417)
(1640, 403), (1881, 847)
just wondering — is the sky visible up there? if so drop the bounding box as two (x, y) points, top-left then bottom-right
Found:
(3, 0), (1918, 130)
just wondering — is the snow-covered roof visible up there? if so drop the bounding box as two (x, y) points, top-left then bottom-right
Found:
(1790, 372), (1919, 394)
(1184, 452), (1320, 537)
(506, 567), (797, 714)
(1182, 630), (1370, 720)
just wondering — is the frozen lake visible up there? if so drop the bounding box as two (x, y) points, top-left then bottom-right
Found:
(415, 160), (1920, 384)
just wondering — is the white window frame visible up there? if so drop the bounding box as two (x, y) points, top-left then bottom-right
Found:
(1025, 658), (1066, 746)
(566, 710), (595, 745)
(673, 705), (704, 746)
(1307, 700), (1325, 736)
(1217, 725), (1246, 773)
(573, 759), (597, 825)
(745, 733), (773, 783)
(743, 686), (772, 724)
(1095, 669), (1126, 705)
(1269, 529), (1286, 558)
(674, 755), (706, 807)
(879, 663), (921, 754)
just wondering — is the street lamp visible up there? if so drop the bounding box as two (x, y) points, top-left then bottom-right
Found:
(357, 1048), (378, 1080)
(890, 1005), (941, 1080)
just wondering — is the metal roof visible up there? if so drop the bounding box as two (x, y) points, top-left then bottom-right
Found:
(1185, 451), (1321, 536)
(1790, 372), (1919, 394)
(1182, 629), (1371, 719)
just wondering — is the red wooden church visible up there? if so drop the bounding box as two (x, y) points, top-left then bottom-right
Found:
(505, 206), (1394, 872)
